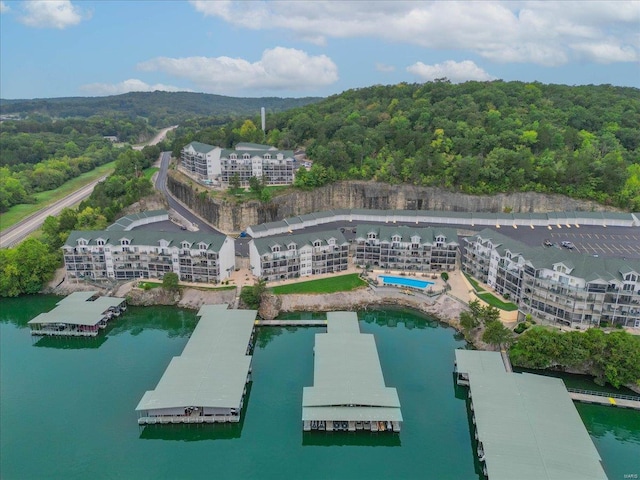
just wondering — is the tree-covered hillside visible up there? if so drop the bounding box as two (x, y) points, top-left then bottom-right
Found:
(0, 91), (322, 126)
(198, 81), (638, 209)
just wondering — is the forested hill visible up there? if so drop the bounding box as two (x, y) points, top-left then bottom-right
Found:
(255, 81), (638, 210)
(0, 91), (322, 126)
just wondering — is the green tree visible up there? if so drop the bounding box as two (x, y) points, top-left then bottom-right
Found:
(240, 278), (266, 309)
(228, 172), (241, 192)
(459, 311), (479, 335)
(482, 319), (514, 349)
(162, 272), (180, 292)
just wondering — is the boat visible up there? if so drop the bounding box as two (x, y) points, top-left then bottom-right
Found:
(386, 421), (392, 430)
(379, 421), (386, 431)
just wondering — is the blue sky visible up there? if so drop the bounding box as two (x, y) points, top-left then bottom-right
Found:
(1, 0), (639, 99)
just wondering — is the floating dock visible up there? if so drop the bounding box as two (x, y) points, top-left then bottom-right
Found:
(567, 388), (640, 410)
(136, 304), (255, 425)
(454, 349), (608, 480)
(27, 291), (126, 337)
(256, 319), (327, 327)
(302, 312), (402, 433)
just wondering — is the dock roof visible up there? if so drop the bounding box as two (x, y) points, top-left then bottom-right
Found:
(456, 350), (607, 480)
(302, 312), (402, 422)
(136, 305), (256, 411)
(28, 291), (125, 327)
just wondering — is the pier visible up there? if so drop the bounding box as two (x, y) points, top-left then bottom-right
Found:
(256, 319), (327, 327)
(136, 304), (256, 425)
(454, 350), (607, 480)
(567, 388), (640, 410)
(302, 312), (402, 434)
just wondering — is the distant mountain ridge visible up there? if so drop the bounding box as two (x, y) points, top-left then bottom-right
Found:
(0, 91), (323, 125)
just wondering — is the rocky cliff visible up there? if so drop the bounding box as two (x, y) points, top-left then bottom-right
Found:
(167, 174), (619, 233)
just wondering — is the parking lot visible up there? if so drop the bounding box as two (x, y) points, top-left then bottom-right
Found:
(547, 228), (640, 258)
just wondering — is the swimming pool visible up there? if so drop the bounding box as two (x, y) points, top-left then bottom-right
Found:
(378, 275), (434, 289)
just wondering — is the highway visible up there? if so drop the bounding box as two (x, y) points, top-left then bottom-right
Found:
(0, 126), (179, 249)
(0, 175), (107, 248)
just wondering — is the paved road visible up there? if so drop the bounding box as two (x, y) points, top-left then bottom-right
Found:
(0, 175), (108, 248)
(133, 125), (177, 151)
(155, 151), (221, 235)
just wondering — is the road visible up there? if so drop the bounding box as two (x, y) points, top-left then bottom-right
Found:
(155, 151), (221, 234)
(133, 125), (178, 151)
(0, 126), (178, 249)
(0, 175), (108, 248)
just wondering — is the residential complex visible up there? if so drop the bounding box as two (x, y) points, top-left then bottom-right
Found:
(463, 229), (640, 328)
(64, 229), (235, 283)
(181, 141), (296, 186)
(353, 224), (459, 272)
(249, 230), (349, 282)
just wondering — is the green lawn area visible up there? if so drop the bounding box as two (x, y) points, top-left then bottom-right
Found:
(476, 292), (518, 311)
(464, 273), (485, 292)
(271, 273), (367, 295)
(143, 167), (159, 180)
(0, 161), (116, 230)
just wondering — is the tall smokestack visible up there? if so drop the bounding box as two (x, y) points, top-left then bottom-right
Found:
(261, 107), (266, 132)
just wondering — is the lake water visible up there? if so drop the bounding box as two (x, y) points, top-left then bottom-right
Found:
(1, 297), (638, 479)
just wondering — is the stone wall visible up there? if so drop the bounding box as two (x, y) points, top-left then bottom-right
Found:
(167, 174), (620, 233)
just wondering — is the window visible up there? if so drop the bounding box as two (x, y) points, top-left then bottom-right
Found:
(288, 244), (296, 251)
(78, 239), (87, 246)
(121, 239), (130, 246)
(313, 240), (322, 247)
(367, 232), (377, 240)
(272, 246), (280, 253)
(199, 243), (207, 250)
(96, 239), (105, 246)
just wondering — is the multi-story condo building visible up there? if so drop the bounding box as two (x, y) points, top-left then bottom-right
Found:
(463, 229), (640, 328)
(249, 230), (349, 282)
(181, 141), (296, 186)
(63, 230), (235, 283)
(353, 225), (459, 272)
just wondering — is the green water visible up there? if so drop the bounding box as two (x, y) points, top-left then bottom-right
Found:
(1, 298), (638, 479)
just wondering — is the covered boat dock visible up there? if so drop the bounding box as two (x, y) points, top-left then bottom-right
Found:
(27, 291), (126, 337)
(302, 312), (402, 433)
(136, 304), (256, 425)
(454, 349), (607, 480)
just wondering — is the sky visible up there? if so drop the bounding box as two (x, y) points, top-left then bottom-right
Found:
(0, 0), (639, 99)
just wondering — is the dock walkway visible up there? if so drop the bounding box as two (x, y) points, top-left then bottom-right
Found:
(567, 388), (640, 410)
(256, 320), (327, 327)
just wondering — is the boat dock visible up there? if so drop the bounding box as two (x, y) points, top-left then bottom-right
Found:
(567, 388), (640, 410)
(454, 349), (608, 480)
(302, 312), (402, 434)
(256, 320), (327, 327)
(27, 291), (126, 337)
(136, 304), (256, 425)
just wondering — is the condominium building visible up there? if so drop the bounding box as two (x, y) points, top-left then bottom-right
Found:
(463, 229), (640, 328)
(353, 225), (459, 272)
(181, 141), (296, 186)
(249, 230), (349, 282)
(63, 230), (235, 283)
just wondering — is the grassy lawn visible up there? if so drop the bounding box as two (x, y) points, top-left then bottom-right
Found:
(143, 167), (160, 180)
(476, 292), (518, 311)
(138, 281), (163, 290)
(271, 273), (367, 295)
(464, 273), (485, 292)
(0, 161), (116, 230)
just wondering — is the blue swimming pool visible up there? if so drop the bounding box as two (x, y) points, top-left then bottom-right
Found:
(379, 275), (434, 289)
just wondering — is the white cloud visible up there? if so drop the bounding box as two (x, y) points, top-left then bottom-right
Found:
(407, 60), (495, 83)
(0, 1), (10, 14)
(19, 0), (85, 29)
(79, 79), (189, 96)
(190, 1), (640, 66)
(375, 63), (395, 73)
(137, 47), (339, 94)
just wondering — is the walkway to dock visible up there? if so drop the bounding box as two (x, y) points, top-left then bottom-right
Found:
(567, 388), (640, 410)
(255, 320), (327, 327)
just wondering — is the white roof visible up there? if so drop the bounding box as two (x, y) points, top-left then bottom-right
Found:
(136, 305), (256, 412)
(27, 291), (125, 327)
(302, 312), (402, 422)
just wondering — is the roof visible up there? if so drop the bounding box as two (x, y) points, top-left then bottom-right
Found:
(355, 224), (458, 244)
(28, 291), (125, 327)
(302, 312), (402, 422)
(106, 210), (169, 231)
(184, 141), (217, 154)
(65, 229), (228, 252)
(251, 229), (348, 256)
(136, 305), (256, 412)
(456, 350), (607, 480)
(234, 142), (277, 151)
(471, 228), (640, 285)
(454, 349), (506, 376)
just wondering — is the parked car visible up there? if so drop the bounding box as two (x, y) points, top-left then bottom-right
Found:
(561, 241), (575, 249)
(543, 239), (553, 247)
